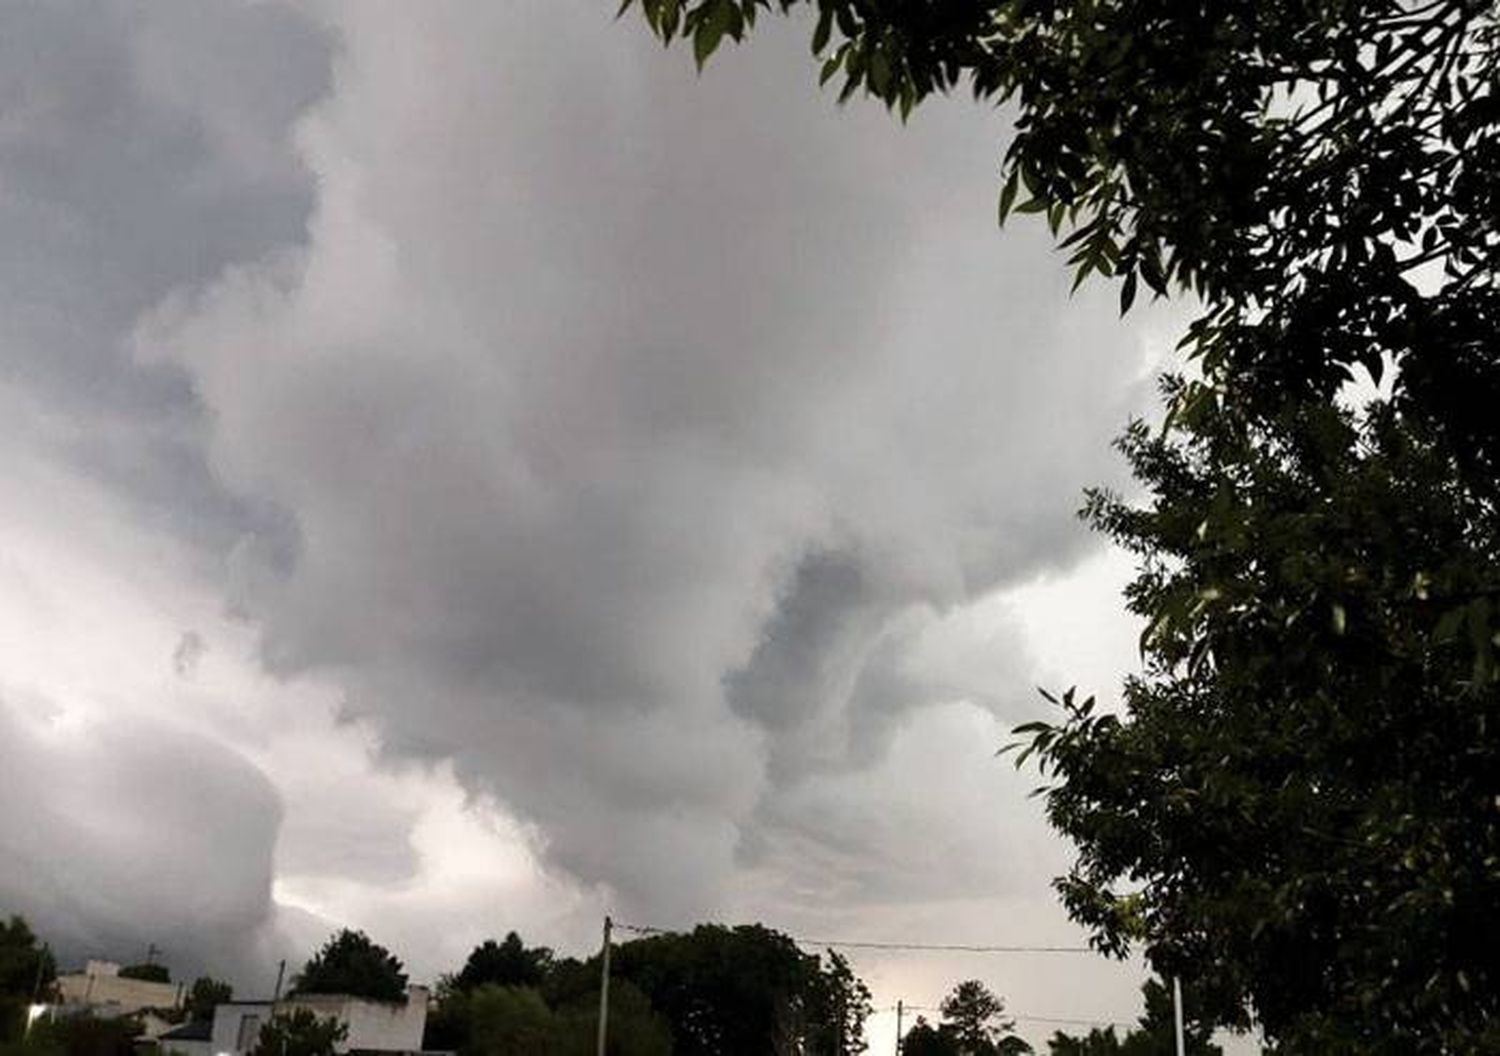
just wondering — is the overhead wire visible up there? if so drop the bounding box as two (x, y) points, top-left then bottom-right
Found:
(610, 920), (1136, 1031)
(612, 920), (1091, 954)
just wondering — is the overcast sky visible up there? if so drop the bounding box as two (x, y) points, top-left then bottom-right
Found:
(0, 2), (1232, 1049)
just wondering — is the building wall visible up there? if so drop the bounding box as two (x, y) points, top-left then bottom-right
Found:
(329, 988), (426, 1053)
(55, 964), (183, 1014)
(208, 988), (428, 1056)
(211, 1004), (270, 1056)
(159, 1037), (212, 1056)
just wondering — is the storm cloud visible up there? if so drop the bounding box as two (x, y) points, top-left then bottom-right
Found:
(141, 0), (1150, 914)
(2, 0), (1169, 1034)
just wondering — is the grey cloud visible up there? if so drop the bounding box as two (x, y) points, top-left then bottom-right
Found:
(146, 0), (1148, 922)
(0, 0), (330, 979)
(173, 630), (206, 677)
(0, 696), (285, 986)
(0, 0), (327, 554)
(4, 0), (1153, 973)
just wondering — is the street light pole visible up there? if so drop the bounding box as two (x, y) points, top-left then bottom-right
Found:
(1173, 977), (1186, 1056)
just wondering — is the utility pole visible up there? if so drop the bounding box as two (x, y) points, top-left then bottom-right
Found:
(894, 999), (903, 1055)
(596, 916), (612, 1056)
(1173, 977), (1186, 1056)
(273, 960), (288, 1056)
(30, 945), (48, 1002)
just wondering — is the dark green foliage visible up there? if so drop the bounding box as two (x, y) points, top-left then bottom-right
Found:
(607, 924), (870, 1055)
(431, 925), (868, 1055)
(1017, 401), (1500, 1052)
(292, 930), (407, 1002)
(184, 978), (232, 1023)
(896, 984), (1032, 1056)
(550, 980), (674, 1056)
(902, 1017), (959, 1056)
(428, 981), (671, 1056)
(1046, 1028), (1122, 1056)
(0, 917), (54, 1042)
(454, 933), (553, 992)
(1050, 1032), (1122, 1056)
(25, 1016), (138, 1056)
(1120, 980), (1218, 1056)
(249, 1010), (347, 1056)
(939, 979), (1017, 1055)
(1047, 979), (1220, 1056)
(116, 964), (168, 985)
(0, 1039), (62, 1056)
(800, 950), (872, 1055)
(464, 986), (556, 1055)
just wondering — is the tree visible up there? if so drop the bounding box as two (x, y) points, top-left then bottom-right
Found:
(184, 978), (232, 1023)
(292, 930), (407, 1002)
(903, 1018), (961, 1056)
(463, 985), (557, 1056)
(938, 980), (1026, 1056)
(563, 924), (874, 1056)
(428, 979), (670, 1056)
(630, 1), (1500, 1050)
(1116, 980), (1219, 1056)
(24, 1016), (138, 1056)
(1047, 979), (1219, 1056)
(1016, 400), (1500, 1051)
(453, 933), (553, 992)
(550, 980), (673, 1056)
(1046, 1028), (1121, 1056)
(0, 917), (54, 1042)
(803, 950), (873, 1056)
(249, 1010), (346, 1056)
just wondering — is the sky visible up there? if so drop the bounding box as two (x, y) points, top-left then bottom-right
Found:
(0, 1), (1242, 1049)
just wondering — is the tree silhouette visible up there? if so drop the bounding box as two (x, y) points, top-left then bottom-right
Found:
(292, 930), (407, 1002)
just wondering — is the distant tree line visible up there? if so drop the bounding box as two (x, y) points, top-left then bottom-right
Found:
(7, 912), (1245, 1056)
(1, 914), (878, 1056)
(427, 924), (872, 1056)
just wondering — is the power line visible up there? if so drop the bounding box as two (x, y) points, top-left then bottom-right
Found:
(874, 1005), (1138, 1031)
(609, 919), (1138, 1036)
(1017, 1014), (1136, 1029)
(613, 920), (1091, 955)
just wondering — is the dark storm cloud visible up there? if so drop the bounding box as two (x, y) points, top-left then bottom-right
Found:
(3, 0), (1160, 977)
(146, 0), (1153, 921)
(0, 697), (284, 985)
(0, 0), (329, 974)
(0, 0), (327, 552)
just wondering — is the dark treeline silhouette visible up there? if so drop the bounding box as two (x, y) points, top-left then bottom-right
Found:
(1, 913), (877, 1056)
(429, 923), (871, 1056)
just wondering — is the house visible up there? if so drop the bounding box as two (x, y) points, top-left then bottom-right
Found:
(52, 961), (184, 1017)
(209, 987), (430, 1056)
(157, 1018), (213, 1056)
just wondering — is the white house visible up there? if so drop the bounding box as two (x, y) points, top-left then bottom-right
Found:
(208, 987), (429, 1056)
(53, 961), (184, 1016)
(157, 1018), (213, 1056)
